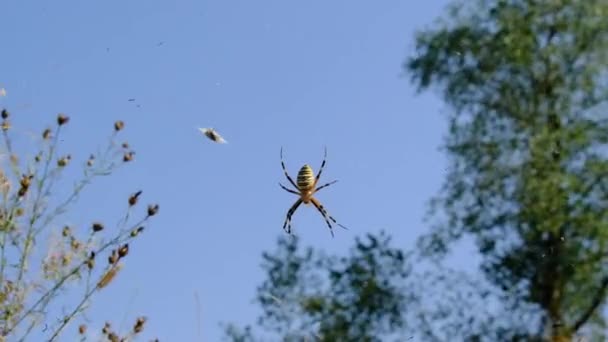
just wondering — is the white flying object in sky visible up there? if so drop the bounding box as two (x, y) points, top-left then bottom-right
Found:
(197, 127), (228, 144)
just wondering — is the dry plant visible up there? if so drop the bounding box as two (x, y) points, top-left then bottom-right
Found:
(0, 109), (159, 341)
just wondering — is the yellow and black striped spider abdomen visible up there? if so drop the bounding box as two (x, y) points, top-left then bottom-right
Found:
(297, 164), (315, 190)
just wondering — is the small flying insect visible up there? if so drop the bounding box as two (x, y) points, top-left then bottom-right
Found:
(279, 147), (347, 237)
(198, 127), (228, 144)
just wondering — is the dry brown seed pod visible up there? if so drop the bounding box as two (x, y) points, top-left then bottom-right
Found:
(114, 120), (125, 131)
(57, 114), (70, 125)
(198, 127), (228, 144)
(97, 264), (122, 289)
(129, 191), (142, 206)
(133, 316), (146, 333)
(92, 222), (104, 232)
(118, 244), (129, 258)
(147, 204), (159, 217)
(123, 151), (134, 162)
(130, 226), (144, 237)
(78, 324), (86, 334)
(108, 250), (118, 265)
(42, 128), (51, 140)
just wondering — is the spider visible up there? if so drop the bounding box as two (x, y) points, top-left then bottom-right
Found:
(279, 147), (348, 237)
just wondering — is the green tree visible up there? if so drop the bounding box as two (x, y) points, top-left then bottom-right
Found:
(223, 232), (415, 342)
(406, 0), (608, 340)
(0, 110), (159, 341)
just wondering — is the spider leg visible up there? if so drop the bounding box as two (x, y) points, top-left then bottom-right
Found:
(314, 180), (338, 193)
(310, 197), (348, 237)
(279, 182), (300, 195)
(283, 198), (303, 234)
(314, 146), (328, 187)
(280, 147), (299, 189)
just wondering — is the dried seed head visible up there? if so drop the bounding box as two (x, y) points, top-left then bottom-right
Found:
(61, 254), (71, 266)
(14, 207), (24, 217)
(62, 226), (71, 237)
(18, 174), (33, 197)
(123, 151), (134, 162)
(102, 322), (111, 334)
(130, 226), (145, 237)
(70, 237), (81, 251)
(97, 264), (122, 289)
(57, 155), (71, 167)
(1, 120), (9, 131)
(133, 316), (146, 334)
(1, 109), (8, 119)
(57, 114), (70, 125)
(129, 191), (142, 206)
(42, 128), (52, 140)
(78, 324), (86, 335)
(86, 258), (94, 270)
(114, 120), (125, 131)
(108, 250), (118, 265)
(108, 332), (119, 342)
(92, 222), (104, 232)
(147, 204), (159, 217)
(118, 244), (129, 258)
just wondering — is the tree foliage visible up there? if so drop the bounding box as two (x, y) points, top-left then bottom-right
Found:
(0, 109), (159, 341)
(406, 0), (608, 340)
(223, 232), (415, 342)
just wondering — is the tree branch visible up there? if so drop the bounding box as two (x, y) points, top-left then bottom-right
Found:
(571, 276), (608, 332)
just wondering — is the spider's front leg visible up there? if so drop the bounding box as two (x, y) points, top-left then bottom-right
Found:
(313, 146), (328, 187)
(279, 182), (300, 195)
(280, 147), (299, 190)
(283, 198), (303, 234)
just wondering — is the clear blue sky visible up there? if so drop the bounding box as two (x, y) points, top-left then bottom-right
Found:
(1, 0), (456, 340)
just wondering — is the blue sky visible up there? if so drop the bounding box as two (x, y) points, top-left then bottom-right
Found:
(1, 0), (455, 340)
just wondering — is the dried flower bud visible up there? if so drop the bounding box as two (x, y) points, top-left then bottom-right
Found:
(114, 120), (125, 131)
(147, 204), (159, 217)
(62, 226), (71, 237)
(118, 244), (129, 258)
(78, 324), (86, 334)
(61, 254), (71, 266)
(57, 155), (71, 167)
(92, 222), (104, 232)
(129, 191), (142, 206)
(108, 250), (118, 265)
(123, 151), (134, 162)
(70, 237), (81, 251)
(98, 264), (122, 289)
(42, 128), (52, 140)
(1, 109), (8, 119)
(130, 226), (144, 237)
(133, 316), (146, 333)
(57, 114), (70, 125)
(108, 332), (119, 342)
